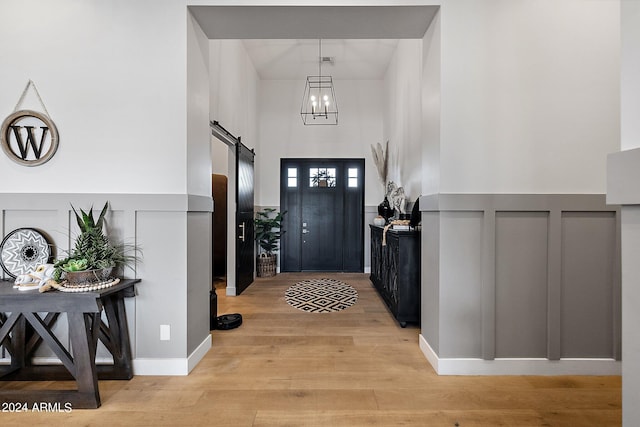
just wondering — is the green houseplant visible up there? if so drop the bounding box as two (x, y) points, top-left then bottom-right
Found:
(254, 208), (285, 277)
(53, 202), (135, 285)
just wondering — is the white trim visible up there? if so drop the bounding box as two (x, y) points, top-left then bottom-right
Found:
(187, 333), (212, 373)
(0, 193), (212, 212)
(364, 266), (371, 274)
(226, 285), (237, 296)
(419, 334), (621, 376)
(2, 336), (212, 376)
(419, 334), (440, 372)
(133, 334), (211, 376)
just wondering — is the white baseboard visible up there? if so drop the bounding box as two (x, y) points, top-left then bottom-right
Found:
(2, 334), (212, 377)
(133, 334), (211, 376)
(419, 334), (621, 376)
(364, 267), (371, 274)
(226, 285), (236, 296)
(187, 333), (212, 373)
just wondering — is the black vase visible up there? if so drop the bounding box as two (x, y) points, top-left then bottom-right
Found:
(377, 199), (394, 223)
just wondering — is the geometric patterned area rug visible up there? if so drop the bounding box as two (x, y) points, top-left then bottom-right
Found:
(284, 278), (358, 313)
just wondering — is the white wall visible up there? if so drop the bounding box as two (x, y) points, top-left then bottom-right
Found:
(0, 0), (188, 194)
(621, 0), (640, 151)
(187, 12), (212, 197)
(257, 79), (384, 206)
(383, 39), (423, 203)
(209, 39), (259, 175)
(208, 39), (259, 295)
(422, 9), (441, 196)
(438, 0), (620, 194)
(209, 40), (259, 142)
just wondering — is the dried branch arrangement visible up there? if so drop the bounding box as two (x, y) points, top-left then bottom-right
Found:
(370, 140), (389, 189)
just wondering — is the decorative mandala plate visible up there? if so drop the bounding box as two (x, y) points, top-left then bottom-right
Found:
(0, 228), (52, 278)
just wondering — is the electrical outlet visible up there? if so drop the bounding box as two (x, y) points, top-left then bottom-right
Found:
(160, 324), (170, 341)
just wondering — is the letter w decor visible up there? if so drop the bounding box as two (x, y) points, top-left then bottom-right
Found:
(1, 81), (59, 166)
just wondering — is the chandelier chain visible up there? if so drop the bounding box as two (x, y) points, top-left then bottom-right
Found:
(318, 39), (322, 78)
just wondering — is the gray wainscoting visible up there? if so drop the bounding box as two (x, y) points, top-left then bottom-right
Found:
(420, 194), (621, 375)
(0, 193), (213, 375)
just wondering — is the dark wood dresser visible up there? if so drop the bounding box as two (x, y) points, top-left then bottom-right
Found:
(370, 225), (421, 327)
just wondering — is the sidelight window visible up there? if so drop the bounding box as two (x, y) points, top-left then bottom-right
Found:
(287, 167), (298, 188)
(347, 168), (359, 188)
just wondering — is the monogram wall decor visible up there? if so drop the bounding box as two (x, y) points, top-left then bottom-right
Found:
(1, 81), (59, 166)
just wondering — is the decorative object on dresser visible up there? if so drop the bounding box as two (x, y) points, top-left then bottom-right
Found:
(369, 224), (421, 327)
(409, 196), (421, 227)
(385, 181), (406, 216)
(254, 208), (285, 277)
(370, 141), (409, 224)
(377, 198), (395, 223)
(372, 216), (386, 226)
(371, 140), (394, 223)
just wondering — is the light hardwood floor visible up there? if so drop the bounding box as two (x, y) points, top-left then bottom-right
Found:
(1, 273), (621, 426)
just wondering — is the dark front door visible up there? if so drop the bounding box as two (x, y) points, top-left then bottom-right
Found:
(236, 142), (255, 295)
(281, 158), (364, 272)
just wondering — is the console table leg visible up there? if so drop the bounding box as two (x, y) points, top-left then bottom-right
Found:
(113, 293), (134, 378)
(67, 311), (101, 408)
(11, 315), (26, 371)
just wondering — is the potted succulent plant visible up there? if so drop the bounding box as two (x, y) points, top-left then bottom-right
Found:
(254, 208), (285, 277)
(53, 202), (135, 285)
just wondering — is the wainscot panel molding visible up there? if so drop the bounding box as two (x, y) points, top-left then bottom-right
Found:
(0, 193), (213, 375)
(419, 193), (621, 376)
(0, 193), (213, 212)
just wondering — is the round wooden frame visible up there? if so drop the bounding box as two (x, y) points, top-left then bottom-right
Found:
(1, 109), (59, 166)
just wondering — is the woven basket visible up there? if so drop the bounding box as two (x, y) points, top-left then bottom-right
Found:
(257, 253), (277, 277)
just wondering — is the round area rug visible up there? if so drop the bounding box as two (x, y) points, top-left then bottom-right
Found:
(285, 278), (358, 313)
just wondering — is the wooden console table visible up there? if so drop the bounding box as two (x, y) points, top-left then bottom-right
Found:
(0, 278), (140, 409)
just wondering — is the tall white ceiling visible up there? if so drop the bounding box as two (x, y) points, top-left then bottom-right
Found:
(190, 5), (438, 80)
(241, 39), (400, 80)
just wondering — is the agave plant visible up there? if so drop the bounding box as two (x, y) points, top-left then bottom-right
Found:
(53, 202), (135, 281)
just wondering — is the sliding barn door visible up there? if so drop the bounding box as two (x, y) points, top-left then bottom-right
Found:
(235, 142), (255, 295)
